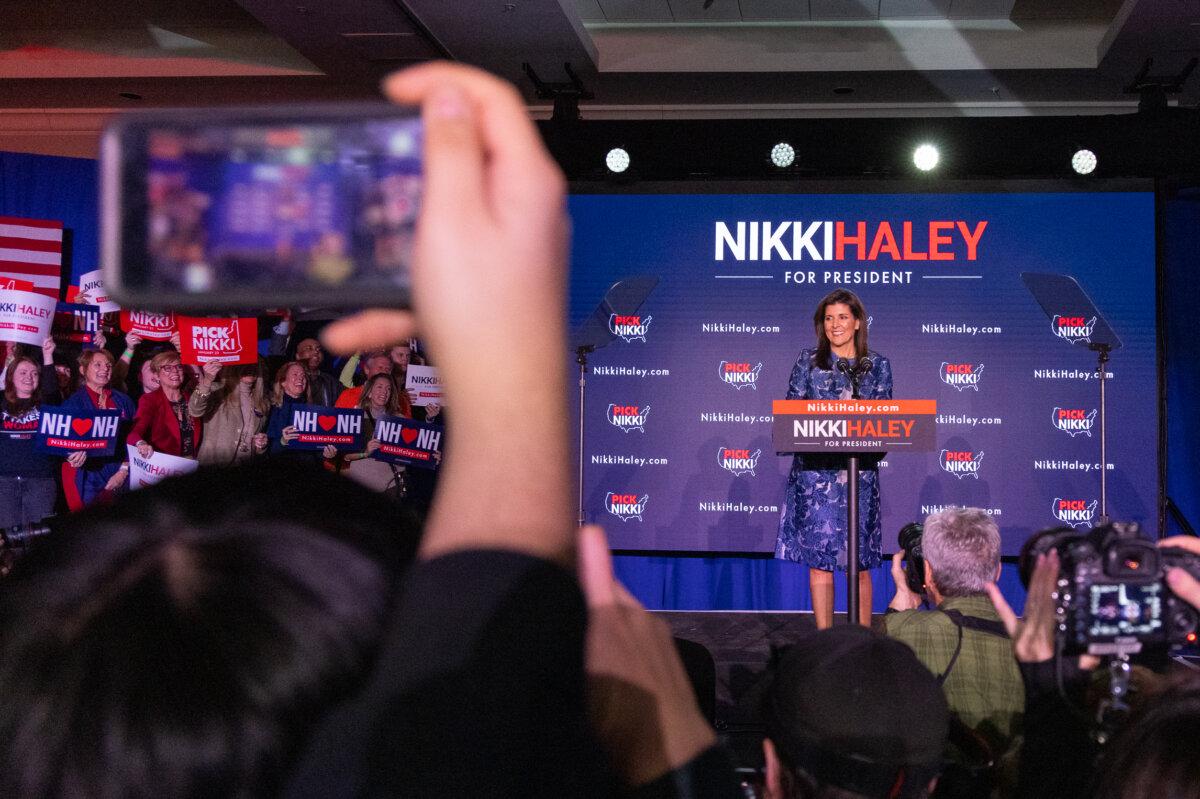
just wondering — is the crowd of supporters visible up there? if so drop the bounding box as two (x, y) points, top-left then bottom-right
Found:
(0, 62), (1197, 799)
(0, 315), (440, 527)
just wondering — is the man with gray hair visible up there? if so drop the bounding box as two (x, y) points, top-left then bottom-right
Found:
(884, 507), (1023, 761)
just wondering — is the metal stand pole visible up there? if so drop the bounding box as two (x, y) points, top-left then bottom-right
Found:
(576, 348), (590, 527)
(847, 454), (861, 626)
(1096, 345), (1111, 525)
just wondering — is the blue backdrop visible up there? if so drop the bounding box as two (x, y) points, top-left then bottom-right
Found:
(1, 151), (1192, 614)
(569, 192), (1158, 561)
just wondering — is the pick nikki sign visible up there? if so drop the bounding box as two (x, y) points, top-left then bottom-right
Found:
(120, 310), (177, 341)
(371, 415), (443, 470)
(177, 316), (257, 365)
(35, 407), (122, 456)
(281, 405), (365, 450)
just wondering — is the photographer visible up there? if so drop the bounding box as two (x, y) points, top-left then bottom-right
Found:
(989, 535), (1200, 799)
(885, 508), (1023, 763)
(759, 625), (949, 799)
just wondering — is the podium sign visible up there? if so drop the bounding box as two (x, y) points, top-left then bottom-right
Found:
(772, 399), (937, 453)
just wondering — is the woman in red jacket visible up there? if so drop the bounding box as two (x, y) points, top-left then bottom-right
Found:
(128, 351), (202, 459)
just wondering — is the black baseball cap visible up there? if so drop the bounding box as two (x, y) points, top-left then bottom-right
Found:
(762, 625), (949, 798)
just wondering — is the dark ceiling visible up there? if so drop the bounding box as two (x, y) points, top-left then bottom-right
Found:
(0, 1), (1197, 158)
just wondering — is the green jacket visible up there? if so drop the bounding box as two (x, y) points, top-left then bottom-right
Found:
(884, 594), (1024, 753)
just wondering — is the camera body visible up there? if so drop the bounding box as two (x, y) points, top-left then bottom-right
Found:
(1045, 522), (1200, 656)
(897, 522), (926, 595)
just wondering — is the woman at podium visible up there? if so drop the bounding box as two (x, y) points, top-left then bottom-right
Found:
(776, 289), (892, 629)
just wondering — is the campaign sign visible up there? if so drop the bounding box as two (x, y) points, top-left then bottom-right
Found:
(34, 407), (121, 456)
(404, 365), (443, 407)
(127, 445), (199, 489)
(772, 399), (938, 453)
(280, 404), (364, 450)
(0, 278), (35, 292)
(53, 302), (100, 345)
(371, 415), (442, 470)
(0, 288), (56, 346)
(78, 269), (120, 313)
(177, 316), (257, 365)
(120, 309), (177, 341)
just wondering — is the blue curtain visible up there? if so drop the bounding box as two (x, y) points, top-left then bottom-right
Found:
(614, 554), (1028, 614)
(1164, 194), (1200, 536)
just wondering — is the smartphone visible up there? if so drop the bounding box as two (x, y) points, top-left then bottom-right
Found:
(101, 103), (422, 310)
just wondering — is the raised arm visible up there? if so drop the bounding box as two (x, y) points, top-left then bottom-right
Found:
(322, 63), (571, 566)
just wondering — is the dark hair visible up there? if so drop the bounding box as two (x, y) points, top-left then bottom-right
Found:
(3, 355), (41, 417)
(813, 289), (869, 370)
(1093, 672), (1200, 799)
(0, 461), (419, 799)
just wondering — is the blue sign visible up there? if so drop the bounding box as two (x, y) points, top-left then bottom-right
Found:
(35, 406), (122, 456)
(370, 415), (442, 470)
(52, 302), (100, 345)
(276, 404), (364, 451)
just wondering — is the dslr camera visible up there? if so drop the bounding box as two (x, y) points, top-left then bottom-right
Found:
(1031, 522), (1200, 656)
(897, 522), (926, 595)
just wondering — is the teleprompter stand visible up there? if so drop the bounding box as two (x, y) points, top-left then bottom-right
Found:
(570, 276), (658, 526)
(773, 385), (937, 625)
(1022, 273), (1123, 525)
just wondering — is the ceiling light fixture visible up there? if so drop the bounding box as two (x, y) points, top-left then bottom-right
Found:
(606, 147), (630, 174)
(1071, 149), (1097, 175)
(770, 142), (795, 168)
(913, 143), (940, 172)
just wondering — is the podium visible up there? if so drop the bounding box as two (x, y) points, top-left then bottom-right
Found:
(772, 398), (937, 624)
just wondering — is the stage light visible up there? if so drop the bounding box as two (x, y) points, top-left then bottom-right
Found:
(913, 144), (939, 172)
(1071, 149), (1097, 175)
(606, 147), (630, 174)
(770, 142), (795, 168)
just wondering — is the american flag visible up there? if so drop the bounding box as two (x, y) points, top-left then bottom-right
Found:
(0, 216), (63, 298)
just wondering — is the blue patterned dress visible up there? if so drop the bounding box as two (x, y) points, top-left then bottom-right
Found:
(775, 348), (893, 571)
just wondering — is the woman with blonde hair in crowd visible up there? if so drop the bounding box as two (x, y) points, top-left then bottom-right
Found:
(337, 373), (409, 497)
(267, 360), (335, 461)
(189, 359), (270, 465)
(127, 350), (203, 461)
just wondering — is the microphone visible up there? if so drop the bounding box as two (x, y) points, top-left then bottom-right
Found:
(836, 356), (867, 399)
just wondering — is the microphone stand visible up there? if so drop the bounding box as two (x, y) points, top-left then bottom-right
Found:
(837, 357), (870, 626)
(576, 345), (594, 527)
(1091, 343), (1112, 525)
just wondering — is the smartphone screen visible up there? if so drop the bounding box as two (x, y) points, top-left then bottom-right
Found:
(1087, 581), (1164, 639)
(104, 107), (421, 308)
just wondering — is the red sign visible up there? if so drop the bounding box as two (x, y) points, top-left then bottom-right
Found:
(177, 316), (257, 365)
(120, 310), (177, 341)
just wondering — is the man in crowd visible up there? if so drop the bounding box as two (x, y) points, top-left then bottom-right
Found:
(296, 336), (339, 406)
(885, 507), (1023, 758)
(334, 350), (395, 408)
(760, 625), (949, 799)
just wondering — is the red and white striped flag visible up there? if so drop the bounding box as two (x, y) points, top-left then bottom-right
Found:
(0, 216), (63, 299)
